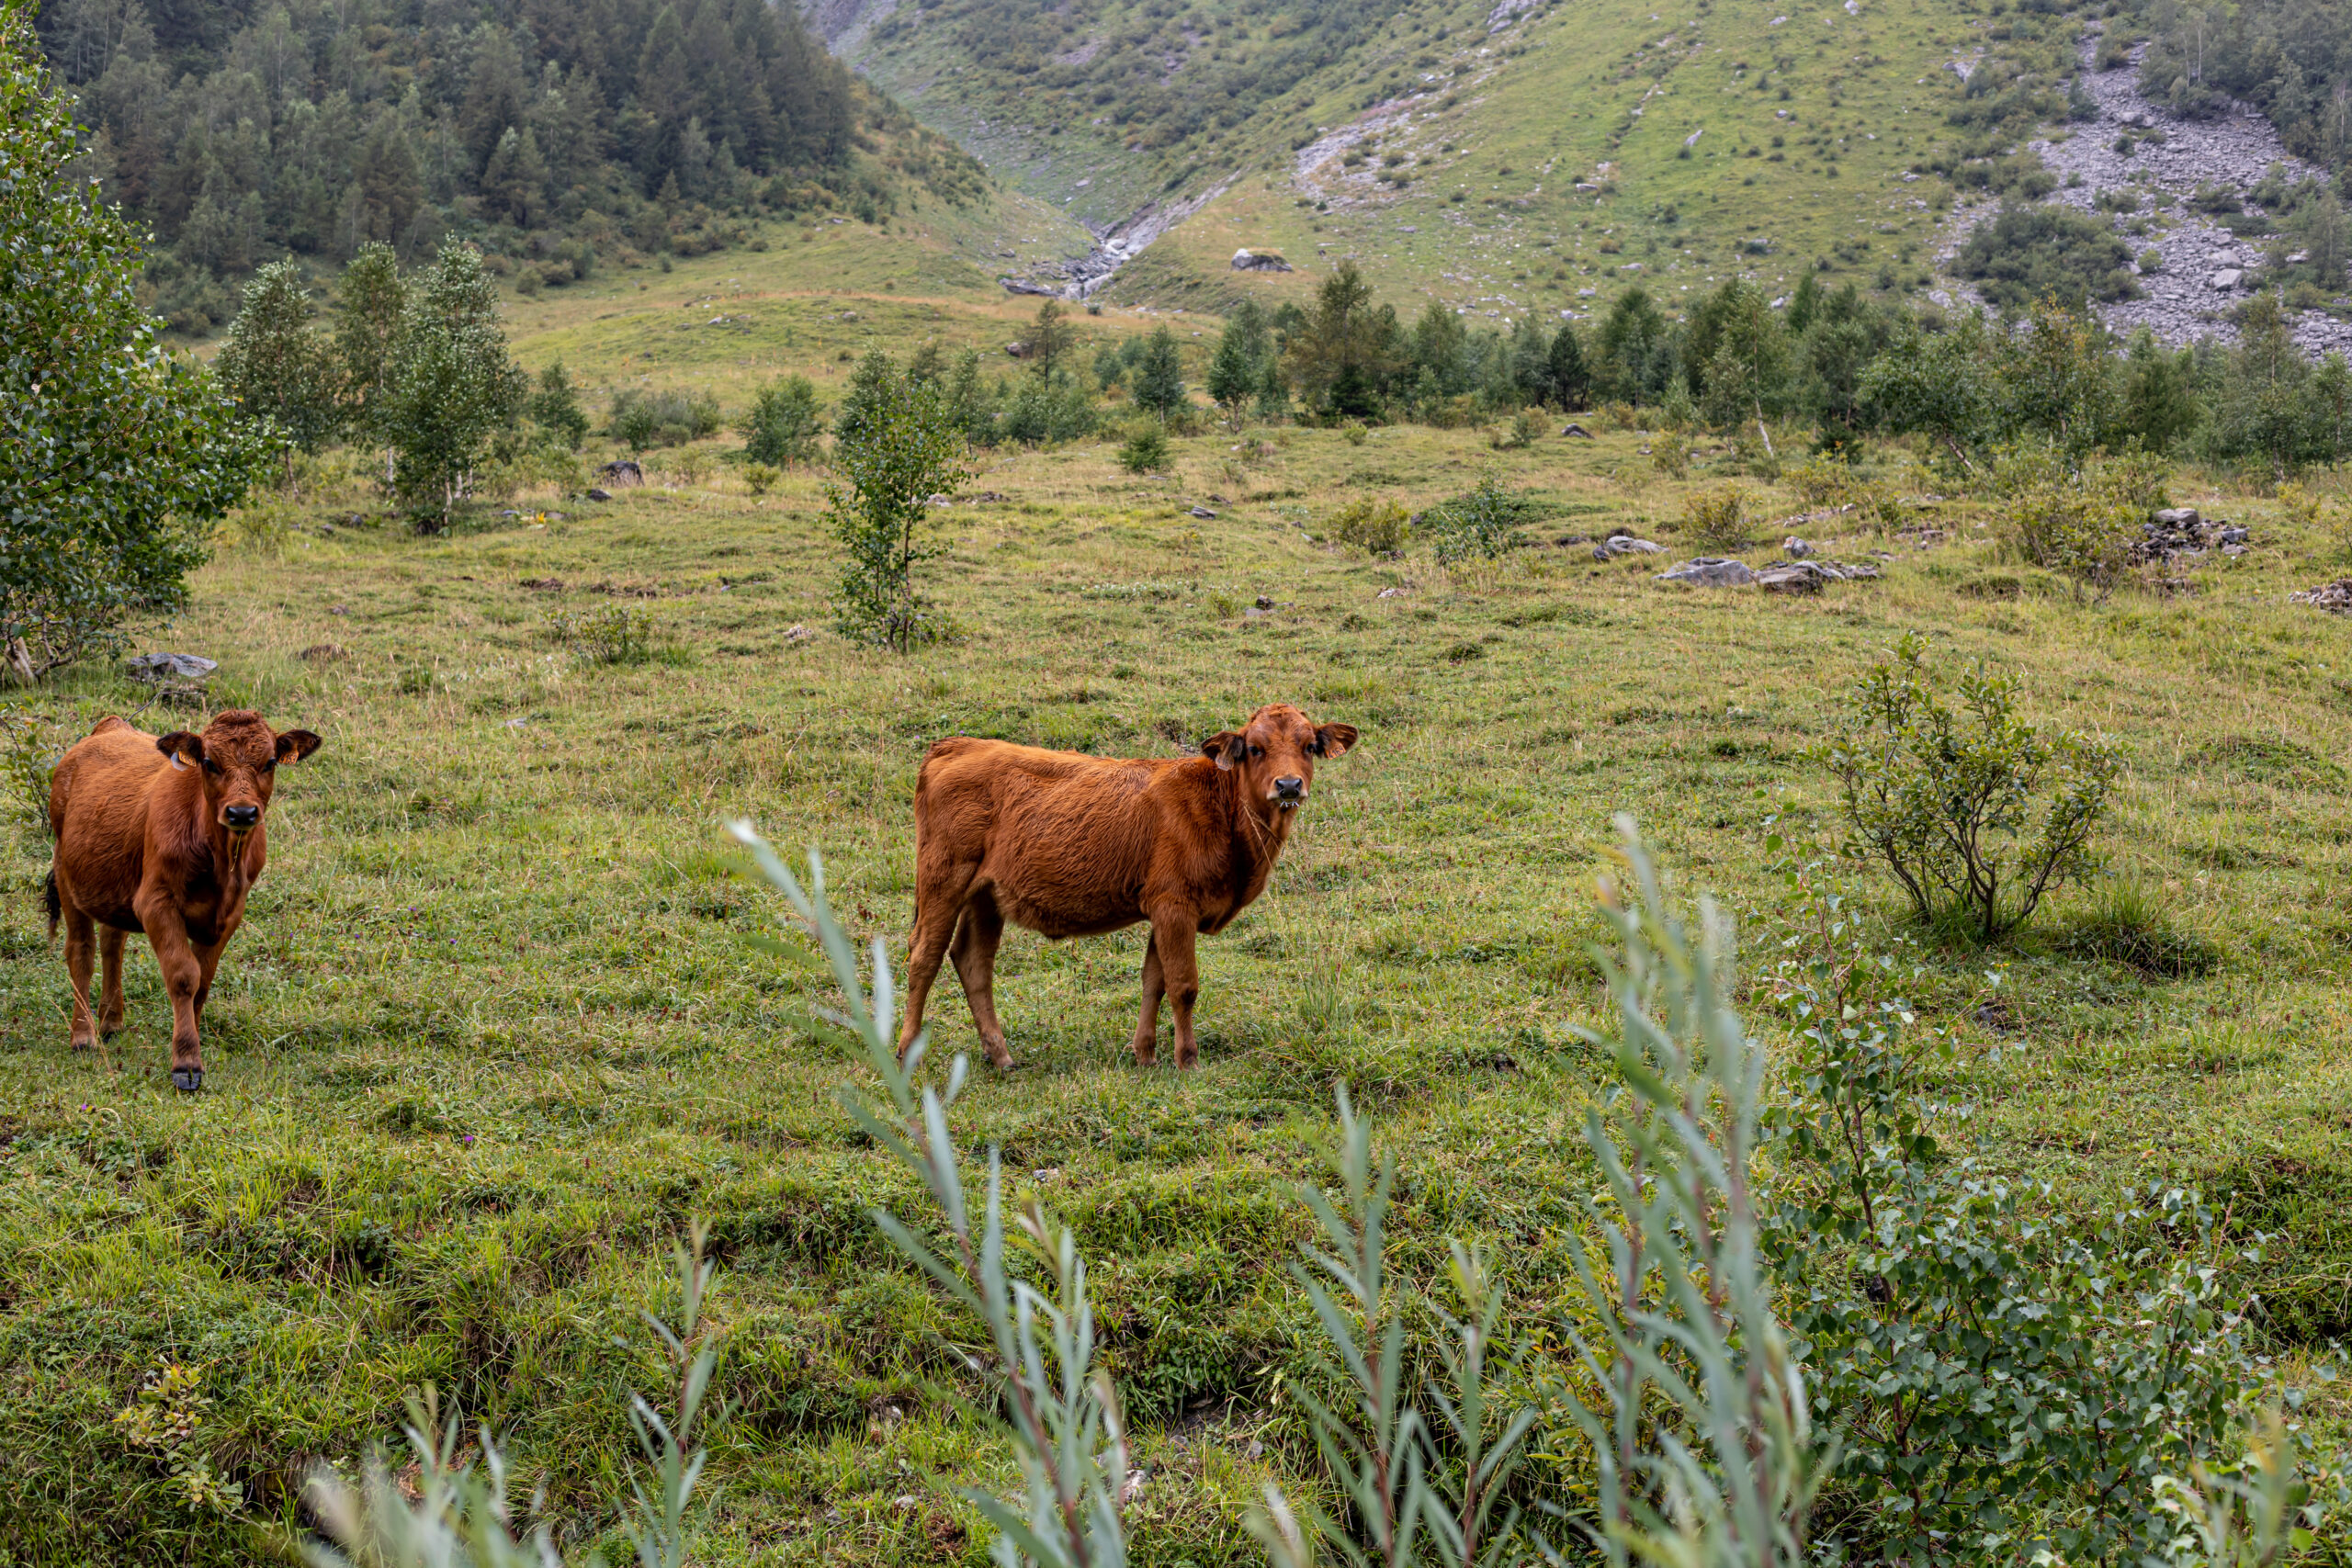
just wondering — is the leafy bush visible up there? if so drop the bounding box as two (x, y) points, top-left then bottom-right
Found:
(526, 362), (590, 451)
(741, 376), (825, 465)
(1679, 486), (1752, 551)
(1422, 475), (1529, 564)
(1953, 202), (2138, 312)
(1817, 632), (2117, 940)
(611, 389), (722, 451)
(1760, 849), (2273, 1562)
(1328, 499), (1411, 555)
(1646, 430), (1692, 479)
(546, 604), (655, 666)
(1118, 423), (1170, 474)
(741, 463), (781, 498)
(2000, 447), (2165, 601)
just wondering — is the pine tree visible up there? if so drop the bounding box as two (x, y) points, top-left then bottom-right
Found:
(1547, 323), (1591, 412)
(382, 242), (527, 527)
(216, 260), (339, 472)
(527, 362), (592, 450)
(2211, 290), (2309, 479)
(2115, 330), (2200, 455)
(1131, 325), (1187, 419)
(1026, 298), (1074, 380)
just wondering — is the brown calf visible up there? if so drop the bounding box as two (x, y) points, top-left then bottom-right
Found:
(899, 703), (1356, 1070)
(46, 711), (322, 1091)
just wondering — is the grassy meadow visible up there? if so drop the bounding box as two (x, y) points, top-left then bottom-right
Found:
(7, 286), (2352, 1562)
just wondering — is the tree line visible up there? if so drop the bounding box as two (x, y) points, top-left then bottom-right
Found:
(29, 0), (980, 334)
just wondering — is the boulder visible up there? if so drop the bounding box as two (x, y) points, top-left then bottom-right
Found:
(1231, 249), (1295, 273)
(2210, 269), (2244, 290)
(1758, 559), (1882, 591)
(1657, 557), (1755, 587)
(596, 459), (643, 487)
(1593, 534), (1664, 559)
(2153, 507), (2201, 527)
(1782, 536), (1815, 558)
(585, 488), (614, 502)
(1189, 505), (1217, 519)
(127, 652), (217, 682)
(1560, 422), (1594, 438)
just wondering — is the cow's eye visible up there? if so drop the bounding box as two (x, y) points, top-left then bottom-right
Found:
(261, 761), (277, 773)
(1249, 745), (1261, 758)
(201, 758), (220, 774)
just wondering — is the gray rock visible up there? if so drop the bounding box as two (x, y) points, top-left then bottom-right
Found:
(2209, 269), (2244, 290)
(1783, 536), (1815, 558)
(585, 487), (613, 502)
(1190, 505), (1217, 519)
(2153, 507), (2201, 527)
(2218, 525), (2249, 546)
(127, 652), (217, 682)
(2290, 579), (2352, 613)
(596, 459), (643, 487)
(1560, 422), (1594, 438)
(1593, 535), (1664, 559)
(1657, 558), (1755, 586)
(1231, 249), (1295, 272)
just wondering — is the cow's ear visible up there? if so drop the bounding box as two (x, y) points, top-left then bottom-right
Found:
(156, 732), (204, 769)
(1199, 731), (1244, 770)
(276, 729), (322, 764)
(1312, 723), (1359, 760)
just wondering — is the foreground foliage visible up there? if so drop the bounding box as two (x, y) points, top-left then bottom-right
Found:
(0, 0), (263, 681)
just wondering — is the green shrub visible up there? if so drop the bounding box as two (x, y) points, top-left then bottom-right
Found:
(546, 604), (655, 665)
(611, 388), (722, 451)
(1953, 202), (2138, 312)
(741, 375), (824, 465)
(741, 463), (781, 498)
(2002, 447), (2165, 601)
(1422, 474), (1529, 564)
(826, 352), (971, 650)
(526, 362), (590, 450)
(1328, 499), (1410, 555)
(1118, 423), (1170, 474)
(1646, 430), (1691, 479)
(1679, 485), (1752, 551)
(1817, 632), (2118, 940)
(1760, 849), (2270, 1563)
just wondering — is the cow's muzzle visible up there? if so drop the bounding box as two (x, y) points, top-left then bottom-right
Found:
(1272, 776), (1306, 809)
(223, 804), (261, 831)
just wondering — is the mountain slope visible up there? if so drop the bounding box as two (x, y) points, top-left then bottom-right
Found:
(806, 0), (2045, 321)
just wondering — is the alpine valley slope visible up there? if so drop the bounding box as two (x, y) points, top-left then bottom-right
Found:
(803, 0), (2034, 321)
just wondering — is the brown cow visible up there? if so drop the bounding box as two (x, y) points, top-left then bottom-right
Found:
(45, 711), (322, 1091)
(898, 703), (1356, 1070)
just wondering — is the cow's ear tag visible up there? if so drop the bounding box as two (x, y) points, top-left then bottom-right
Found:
(168, 750), (187, 771)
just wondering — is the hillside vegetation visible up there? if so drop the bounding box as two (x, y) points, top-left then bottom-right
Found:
(33, 0), (1005, 333)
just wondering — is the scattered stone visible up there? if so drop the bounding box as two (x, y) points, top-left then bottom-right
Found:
(1560, 422), (1594, 438)
(1756, 559), (1882, 592)
(1231, 249), (1295, 272)
(2290, 579), (2352, 613)
(1255, 594), (1275, 610)
(596, 459), (643, 487)
(585, 488), (613, 502)
(1657, 558), (1756, 587)
(2208, 269), (2244, 291)
(126, 652), (217, 682)
(1005, 340), (1032, 358)
(1376, 586), (1411, 598)
(518, 578), (565, 592)
(1555, 534), (1591, 547)
(1189, 505), (1217, 519)
(969, 491), (1008, 502)
(298, 643), (346, 662)
(1783, 536), (1815, 558)
(927, 493), (953, 506)
(327, 604), (348, 615)
(2133, 511), (2245, 565)
(1593, 535), (1665, 559)
(1206, 492), (1229, 504)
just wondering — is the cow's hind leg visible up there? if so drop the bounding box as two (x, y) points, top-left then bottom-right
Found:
(949, 893), (1013, 1070)
(1129, 931), (1164, 1067)
(98, 928), (126, 1037)
(899, 865), (975, 1062)
(62, 907), (98, 1054)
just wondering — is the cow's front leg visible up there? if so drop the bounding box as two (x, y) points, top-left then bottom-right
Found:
(1148, 912), (1203, 1069)
(139, 907), (208, 1092)
(1130, 931), (1164, 1067)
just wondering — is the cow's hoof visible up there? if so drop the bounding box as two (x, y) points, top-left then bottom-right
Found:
(169, 1067), (203, 1093)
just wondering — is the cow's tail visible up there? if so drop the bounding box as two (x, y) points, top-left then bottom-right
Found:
(42, 869), (59, 945)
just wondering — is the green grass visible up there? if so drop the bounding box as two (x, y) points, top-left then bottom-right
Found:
(6, 404), (2352, 1562)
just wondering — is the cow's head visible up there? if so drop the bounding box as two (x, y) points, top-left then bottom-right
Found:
(157, 711), (322, 838)
(1199, 704), (1357, 812)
